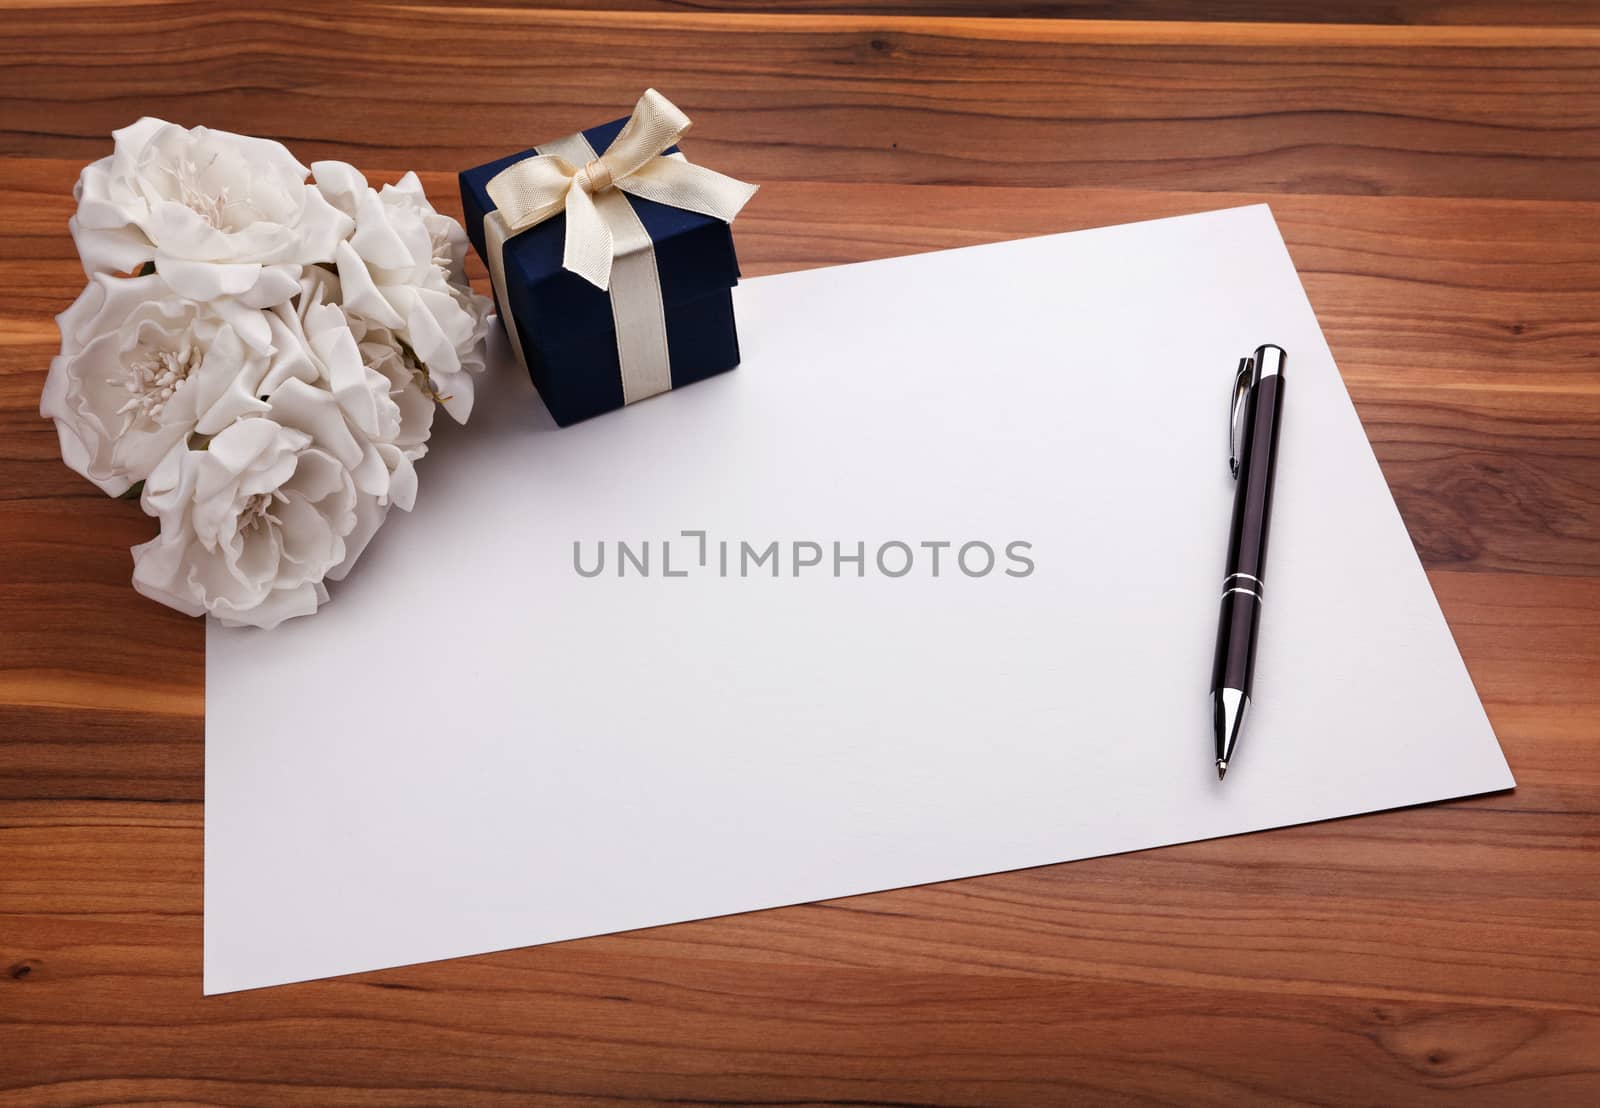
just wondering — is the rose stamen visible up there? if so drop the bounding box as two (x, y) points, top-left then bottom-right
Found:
(239, 489), (288, 533)
(173, 154), (233, 228)
(112, 338), (200, 434)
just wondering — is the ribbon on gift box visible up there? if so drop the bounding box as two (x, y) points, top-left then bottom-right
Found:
(482, 89), (758, 405)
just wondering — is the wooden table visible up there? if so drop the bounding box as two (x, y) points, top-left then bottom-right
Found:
(3, 3), (1598, 1104)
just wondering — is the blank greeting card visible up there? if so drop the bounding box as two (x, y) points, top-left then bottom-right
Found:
(204, 204), (1511, 994)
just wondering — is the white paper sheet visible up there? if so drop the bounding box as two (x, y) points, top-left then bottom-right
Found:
(205, 204), (1512, 994)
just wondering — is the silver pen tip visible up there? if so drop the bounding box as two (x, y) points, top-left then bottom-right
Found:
(1216, 760), (1228, 781)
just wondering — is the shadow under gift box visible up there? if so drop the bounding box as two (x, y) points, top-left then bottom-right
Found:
(459, 116), (744, 427)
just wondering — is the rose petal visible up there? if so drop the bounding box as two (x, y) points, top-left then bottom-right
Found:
(333, 240), (404, 329)
(285, 445), (352, 505)
(110, 117), (173, 163)
(191, 325), (272, 435)
(214, 581), (323, 629)
(130, 529), (207, 617)
(47, 390), (132, 499)
(232, 515), (285, 590)
(237, 264), (304, 309)
(403, 290), (457, 373)
(156, 256), (264, 300)
(434, 367), (475, 424)
(325, 493), (388, 582)
(257, 308), (321, 395)
(273, 493), (338, 580)
(266, 377), (365, 473)
(350, 186), (415, 271)
(293, 185), (356, 264)
(310, 160), (369, 217)
(378, 442), (418, 511)
(70, 217), (155, 275)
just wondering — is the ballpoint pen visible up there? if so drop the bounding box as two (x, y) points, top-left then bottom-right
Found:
(1211, 343), (1287, 780)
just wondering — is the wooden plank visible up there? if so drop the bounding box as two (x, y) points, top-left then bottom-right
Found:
(1, 923), (1598, 1106)
(10, 0), (1600, 24)
(2, 6), (1599, 199)
(443, 0), (1600, 26)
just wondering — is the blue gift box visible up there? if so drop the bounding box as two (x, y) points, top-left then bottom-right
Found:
(460, 115), (744, 426)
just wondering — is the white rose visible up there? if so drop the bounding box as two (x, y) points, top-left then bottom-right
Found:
(331, 313), (436, 466)
(40, 272), (274, 497)
(276, 274), (425, 483)
(257, 270), (433, 580)
(356, 326), (434, 462)
(325, 323), (439, 582)
(131, 378), (373, 628)
(312, 162), (492, 423)
(72, 118), (353, 351)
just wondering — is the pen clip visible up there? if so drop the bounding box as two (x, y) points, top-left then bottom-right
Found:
(1228, 357), (1254, 478)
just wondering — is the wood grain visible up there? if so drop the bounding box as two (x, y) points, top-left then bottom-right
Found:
(5, 7), (1600, 199)
(2, 2), (1599, 1105)
(472, 0), (1600, 25)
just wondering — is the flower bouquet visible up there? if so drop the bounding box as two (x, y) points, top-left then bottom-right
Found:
(41, 119), (493, 628)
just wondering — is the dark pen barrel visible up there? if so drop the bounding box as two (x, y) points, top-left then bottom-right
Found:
(1210, 346), (1286, 698)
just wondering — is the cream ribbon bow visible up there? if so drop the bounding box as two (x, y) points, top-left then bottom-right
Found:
(485, 88), (758, 291)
